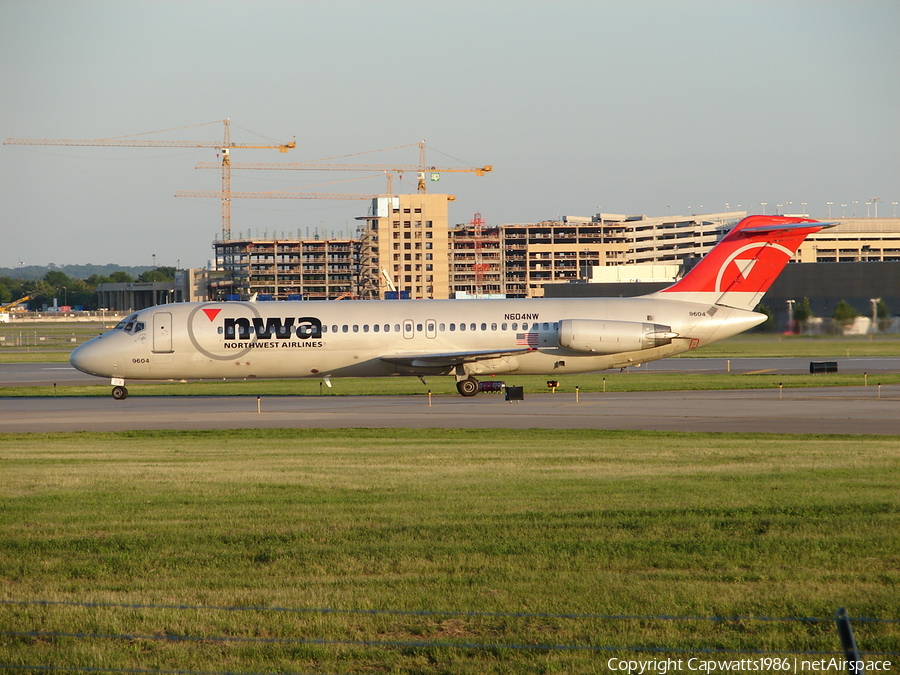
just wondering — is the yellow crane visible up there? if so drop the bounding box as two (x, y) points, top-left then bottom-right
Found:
(175, 190), (456, 202)
(4, 119), (296, 241)
(0, 295), (32, 313)
(193, 141), (491, 193)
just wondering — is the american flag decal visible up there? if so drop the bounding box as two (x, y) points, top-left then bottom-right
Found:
(516, 332), (539, 347)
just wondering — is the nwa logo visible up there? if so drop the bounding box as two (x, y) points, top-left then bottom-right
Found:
(222, 316), (322, 341)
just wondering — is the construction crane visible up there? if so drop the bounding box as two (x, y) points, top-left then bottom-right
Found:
(175, 190), (456, 202)
(194, 141), (491, 193)
(3, 119), (296, 241)
(0, 295), (32, 313)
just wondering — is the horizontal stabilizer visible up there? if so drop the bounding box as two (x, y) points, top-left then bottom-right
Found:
(653, 215), (835, 311)
(739, 221), (839, 235)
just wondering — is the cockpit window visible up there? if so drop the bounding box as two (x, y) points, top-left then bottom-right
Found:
(115, 313), (139, 330)
(114, 314), (144, 334)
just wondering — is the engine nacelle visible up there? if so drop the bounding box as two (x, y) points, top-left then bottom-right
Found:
(557, 319), (677, 354)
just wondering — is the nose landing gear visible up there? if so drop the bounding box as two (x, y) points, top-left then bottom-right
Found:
(111, 385), (129, 400)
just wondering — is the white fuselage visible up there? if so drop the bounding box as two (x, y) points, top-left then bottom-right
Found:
(71, 296), (764, 383)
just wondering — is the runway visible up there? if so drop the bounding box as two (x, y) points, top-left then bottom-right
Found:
(2, 360), (898, 435)
(2, 387), (899, 435)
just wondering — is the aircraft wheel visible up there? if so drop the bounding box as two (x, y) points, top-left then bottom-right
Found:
(111, 385), (128, 401)
(456, 378), (479, 397)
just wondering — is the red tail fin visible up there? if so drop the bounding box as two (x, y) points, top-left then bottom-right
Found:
(656, 215), (834, 310)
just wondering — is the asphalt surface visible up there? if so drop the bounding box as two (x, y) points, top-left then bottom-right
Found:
(2, 386), (899, 435)
(2, 359), (898, 435)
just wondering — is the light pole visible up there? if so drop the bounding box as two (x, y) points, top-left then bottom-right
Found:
(827, 202), (833, 218)
(761, 202), (767, 215)
(871, 298), (880, 333)
(786, 299), (796, 334)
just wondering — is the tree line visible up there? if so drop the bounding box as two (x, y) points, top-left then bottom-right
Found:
(755, 297), (891, 333)
(0, 267), (176, 310)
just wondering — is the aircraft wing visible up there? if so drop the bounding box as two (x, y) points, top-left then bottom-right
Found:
(380, 347), (535, 369)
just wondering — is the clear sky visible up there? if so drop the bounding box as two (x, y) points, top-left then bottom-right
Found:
(1, 0), (897, 270)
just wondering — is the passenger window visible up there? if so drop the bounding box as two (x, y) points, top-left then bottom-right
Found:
(417, 323), (423, 332)
(491, 323), (497, 331)
(332, 325), (338, 333)
(512, 323), (518, 331)
(542, 322), (549, 330)
(394, 324), (401, 332)
(449, 323), (455, 331)
(439, 323), (445, 331)
(481, 323), (487, 331)
(321, 325), (328, 333)
(342, 325), (349, 333)
(501, 323), (507, 331)
(460, 323), (466, 331)
(373, 324), (379, 332)
(384, 324), (390, 332)
(470, 323), (476, 331)
(353, 325), (359, 333)
(363, 325), (369, 332)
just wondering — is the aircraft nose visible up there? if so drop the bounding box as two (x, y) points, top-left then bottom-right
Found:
(70, 336), (112, 377)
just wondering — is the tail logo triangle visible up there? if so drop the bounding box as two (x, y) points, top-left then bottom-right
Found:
(733, 258), (757, 280)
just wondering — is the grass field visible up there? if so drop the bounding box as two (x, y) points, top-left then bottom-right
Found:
(2, 429), (898, 674)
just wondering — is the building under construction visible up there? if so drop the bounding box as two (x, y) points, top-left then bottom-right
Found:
(212, 195), (900, 301)
(212, 193), (453, 301)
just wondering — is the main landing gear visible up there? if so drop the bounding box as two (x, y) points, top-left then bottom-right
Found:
(456, 377), (479, 397)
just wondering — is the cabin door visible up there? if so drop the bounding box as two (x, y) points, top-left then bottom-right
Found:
(152, 312), (174, 353)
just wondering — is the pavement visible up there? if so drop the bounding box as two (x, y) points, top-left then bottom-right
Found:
(2, 387), (898, 435)
(2, 360), (898, 435)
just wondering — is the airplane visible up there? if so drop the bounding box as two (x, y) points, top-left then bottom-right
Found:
(71, 215), (835, 400)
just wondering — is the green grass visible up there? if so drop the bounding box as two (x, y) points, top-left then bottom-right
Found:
(1, 429), (898, 673)
(676, 332), (900, 358)
(0, 321), (110, 360)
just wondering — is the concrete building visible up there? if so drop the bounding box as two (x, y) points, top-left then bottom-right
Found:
(356, 193), (454, 299)
(96, 281), (177, 312)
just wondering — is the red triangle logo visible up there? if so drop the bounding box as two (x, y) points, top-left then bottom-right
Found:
(202, 308), (222, 322)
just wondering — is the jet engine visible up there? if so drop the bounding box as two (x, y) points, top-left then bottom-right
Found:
(557, 319), (677, 354)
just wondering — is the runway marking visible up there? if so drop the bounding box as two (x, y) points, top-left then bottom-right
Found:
(744, 369), (776, 374)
